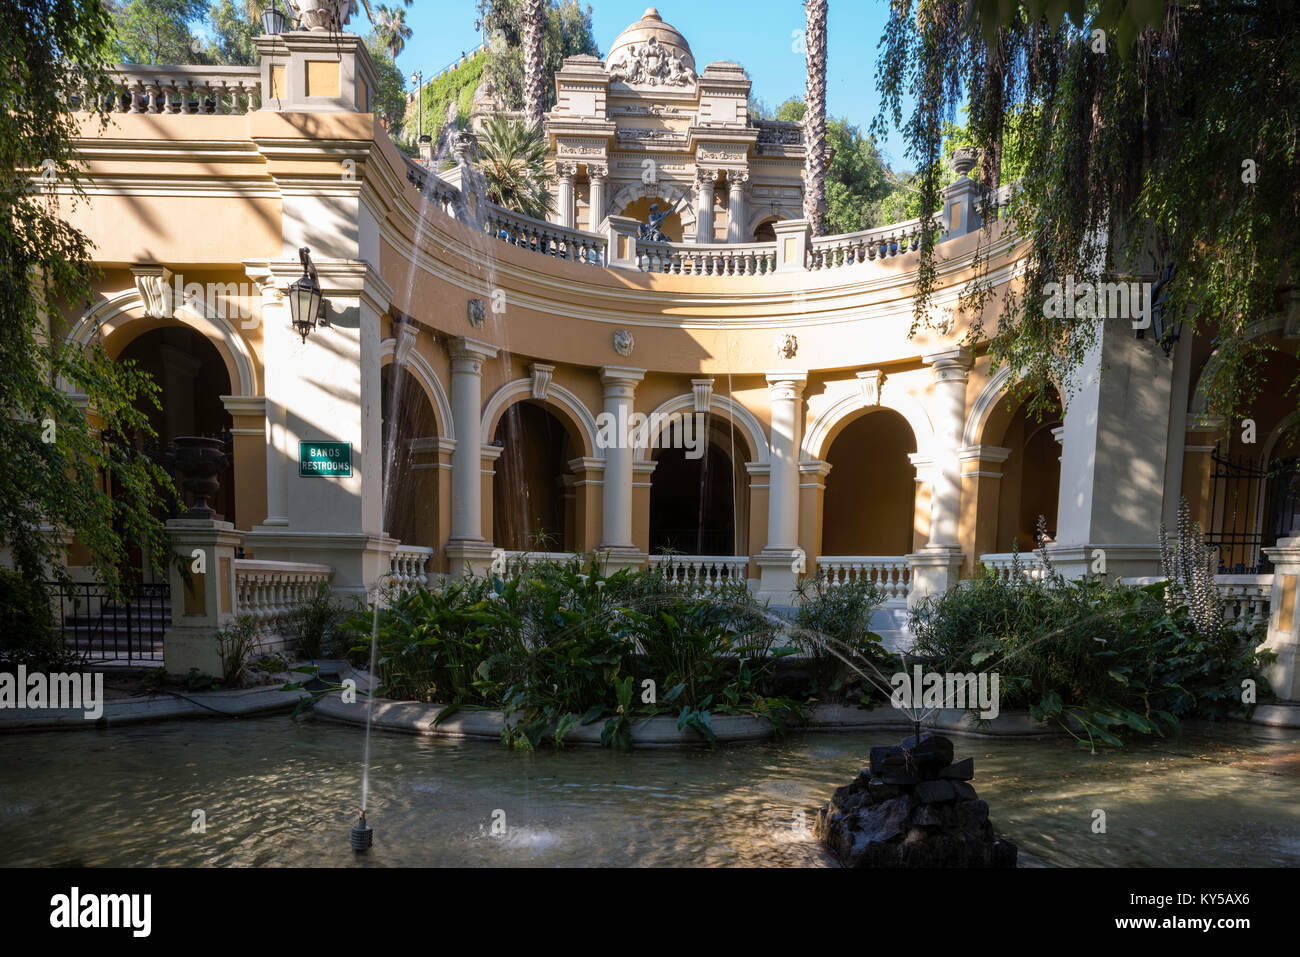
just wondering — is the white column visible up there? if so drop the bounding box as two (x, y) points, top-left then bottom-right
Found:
(587, 164), (607, 231)
(757, 372), (806, 602)
(446, 338), (498, 571)
(695, 167), (717, 244)
(907, 349), (971, 606)
(257, 279), (289, 526)
(598, 366), (645, 568)
(924, 348), (972, 547)
(557, 162), (577, 229)
(727, 171), (749, 244)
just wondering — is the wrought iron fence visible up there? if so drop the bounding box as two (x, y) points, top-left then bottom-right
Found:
(46, 580), (169, 664)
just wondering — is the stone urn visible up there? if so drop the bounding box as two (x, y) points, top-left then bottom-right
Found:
(168, 436), (230, 520)
(288, 0), (356, 31)
(950, 147), (979, 178)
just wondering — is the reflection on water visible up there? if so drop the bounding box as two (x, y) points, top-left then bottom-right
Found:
(0, 717), (1296, 867)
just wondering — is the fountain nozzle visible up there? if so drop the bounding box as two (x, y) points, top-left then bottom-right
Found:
(351, 811), (373, 852)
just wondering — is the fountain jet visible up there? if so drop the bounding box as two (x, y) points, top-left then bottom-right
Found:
(351, 811), (373, 852)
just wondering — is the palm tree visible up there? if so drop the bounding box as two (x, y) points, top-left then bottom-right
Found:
(374, 4), (412, 59)
(802, 0), (828, 236)
(522, 0), (546, 128)
(474, 114), (556, 221)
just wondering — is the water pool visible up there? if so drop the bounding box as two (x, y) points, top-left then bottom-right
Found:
(2, 717), (1297, 867)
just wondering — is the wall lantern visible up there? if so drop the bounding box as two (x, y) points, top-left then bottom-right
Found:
(260, 0), (288, 35)
(1136, 262), (1180, 357)
(287, 246), (328, 343)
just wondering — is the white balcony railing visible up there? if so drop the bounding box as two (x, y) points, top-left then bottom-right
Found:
(816, 556), (911, 601)
(636, 241), (777, 276)
(484, 206), (607, 266)
(77, 65), (262, 115)
(648, 554), (749, 590)
(806, 212), (945, 270)
(1214, 574), (1273, 630)
(979, 552), (1050, 582)
(387, 545), (434, 593)
(232, 559), (333, 630)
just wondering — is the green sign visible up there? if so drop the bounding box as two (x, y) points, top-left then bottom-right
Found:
(299, 441), (352, 477)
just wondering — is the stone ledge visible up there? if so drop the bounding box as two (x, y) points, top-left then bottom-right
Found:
(311, 696), (1068, 746)
(0, 685), (310, 732)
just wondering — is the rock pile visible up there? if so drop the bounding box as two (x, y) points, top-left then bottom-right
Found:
(814, 732), (1018, 867)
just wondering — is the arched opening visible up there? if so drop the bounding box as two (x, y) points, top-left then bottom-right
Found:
(648, 417), (748, 556)
(619, 195), (685, 243)
(753, 217), (778, 243)
(116, 325), (234, 517)
(994, 393), (1062, 552)
(381, 363), (440, 552)
(822, 409), (917, 555)
(492, 402), (577, 551)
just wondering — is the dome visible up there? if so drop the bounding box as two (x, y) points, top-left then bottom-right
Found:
(604, 8), (696, 81)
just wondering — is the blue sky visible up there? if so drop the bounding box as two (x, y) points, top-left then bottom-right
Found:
(360, 1), (916, 170)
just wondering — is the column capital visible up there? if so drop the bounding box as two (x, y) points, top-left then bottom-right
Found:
(556, 161), (579, 180)
(922, 347), (974, 381)
(728, 170), (750, 189)
(765, 371), (808, 398)
(587, 163), (608, 182)
(449, 336), (498, 371)
(599, 365), (645, 395)
(958, 444), (1011, 463)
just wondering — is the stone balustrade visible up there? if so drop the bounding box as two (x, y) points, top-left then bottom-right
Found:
(647, 554), (749, 590)
(483, 207), (607, 266)
(1214, 574), (1274, 630)
(978, 552), (1049, 583)
(76, 66), (262, 115)
(816, 556), (912, 601)
(806, 213), (944, 270)
(387, 545), (434, 593)
(232, 559), (333, 631)
(636, 241), (777, 276)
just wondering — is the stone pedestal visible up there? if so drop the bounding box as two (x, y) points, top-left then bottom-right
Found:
(906, 547), (965, 609)
(1261, 538), (1300, 701)
(162, 519), (244, 677)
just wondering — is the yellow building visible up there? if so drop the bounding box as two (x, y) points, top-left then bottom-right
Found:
(36, 13), (1300, 699)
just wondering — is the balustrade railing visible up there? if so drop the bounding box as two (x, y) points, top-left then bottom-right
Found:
(647, 554), (749, 590)
(979, 553), (1049, 583)
(636, 241), (777, 276)
(484, 207), (607, 266)
(232, 559), (333, 632)
(815, 557), (912, 601)
(387, 546), (434, 592)
(75, 66), (262, 115)
(807, 213), (944, 270)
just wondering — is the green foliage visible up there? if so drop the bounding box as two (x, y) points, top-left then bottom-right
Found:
(109, 0), (209, 64)
(287, 581), (347, 659)
(875, 1), (1300, 421)
(342, 561), (879, 749)
(364, 35), (408, 138)
(0, 571), (82, 671)
(477, 0), (599, 113)
(216, 614), (261, 686)
(206, 0), (260, 66)
(407, 53), (487, 153)
(2, 0), (175, 595)
(473, 114), (556, 220)
(909, 561), (1273, 750)
(793, 573), (888, 702)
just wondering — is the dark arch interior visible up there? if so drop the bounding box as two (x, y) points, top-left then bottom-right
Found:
(996, 391), (1062, 551)
(492, 402), (575, 551)
(117, 325), (234, 525)
(822, 409), (918, 556)
(649, 416), (744, 556)
(381, 363), (440, 550)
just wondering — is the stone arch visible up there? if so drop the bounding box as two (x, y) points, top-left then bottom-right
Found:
(634, 392), (768, 465)
(480, 378), (599, 459)
(1189, 314), (1288, 415)
(963, 364), (1066, 448)
(802, 379), (936, 464)
(379, 339), (454, 441)
(609, 179), (697, 229)
(68, 287), (258, 397)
